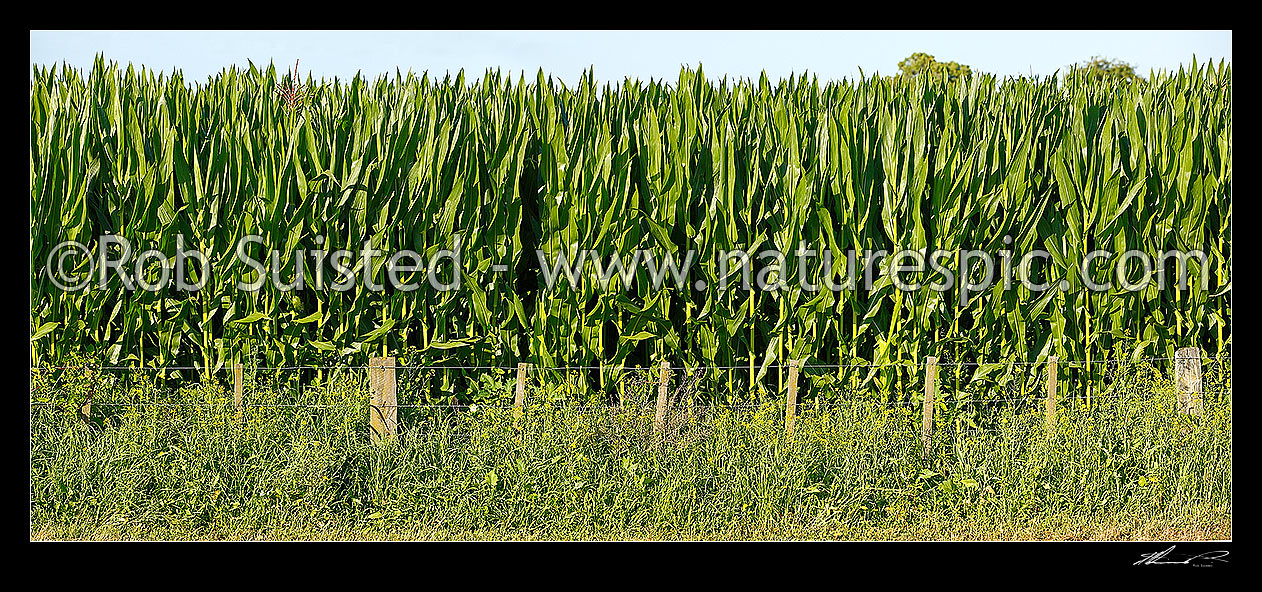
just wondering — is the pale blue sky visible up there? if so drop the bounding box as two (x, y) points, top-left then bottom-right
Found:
(31, 30), (1231, 84)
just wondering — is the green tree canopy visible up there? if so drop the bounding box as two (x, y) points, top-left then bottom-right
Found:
(897, 52), (972, 82)
(1069, 56), (1145, 83)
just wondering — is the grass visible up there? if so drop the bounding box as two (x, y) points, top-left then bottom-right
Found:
(32, 513), (1230, 541)
(29, 365), (1230, 541)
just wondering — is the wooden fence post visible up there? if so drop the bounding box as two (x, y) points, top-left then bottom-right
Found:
(513, 363), (528, 427)
(785, 359), (800, 439)
(233, 363), (244, 425)
(1175, 347), (1204, 416)
(369, 357), (397, 442)
(78, 366), (94, 424)
(1045, 356), (1058, 435)
(653, 361), (671, 439)
(923, 356), (937, 458)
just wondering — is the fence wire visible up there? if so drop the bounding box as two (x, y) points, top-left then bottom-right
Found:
(29, 352), (1231, 449)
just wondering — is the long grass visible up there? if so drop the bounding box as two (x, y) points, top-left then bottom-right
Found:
(30, 363), (1230, 540)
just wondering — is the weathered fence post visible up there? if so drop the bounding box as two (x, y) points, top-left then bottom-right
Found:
(369, 357), (397, 442)
(653, 361), (671, 439)
(1175, 347), (1204, 416)
(785, 359), (800, 439)
(513, 363), (528, 428)
(233, 363), (244, 425)
(1045, 356), (1058, 435)
(923, 356), (937, 458)
(78, 366), (94, 424)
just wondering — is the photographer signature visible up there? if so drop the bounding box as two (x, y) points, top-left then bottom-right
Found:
(1135, 545), (1229, 566)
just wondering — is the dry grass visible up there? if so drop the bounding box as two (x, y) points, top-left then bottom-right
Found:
(32, 511), (1230, 542)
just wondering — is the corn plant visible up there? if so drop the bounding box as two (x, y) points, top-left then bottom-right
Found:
(30, 57), (1230, 403)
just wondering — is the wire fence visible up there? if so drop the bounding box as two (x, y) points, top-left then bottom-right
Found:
(29, 353), (1231, 425)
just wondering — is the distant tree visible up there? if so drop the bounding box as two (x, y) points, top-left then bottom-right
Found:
(1070, 56), (1145, 83)
(897, 52), (973, 82)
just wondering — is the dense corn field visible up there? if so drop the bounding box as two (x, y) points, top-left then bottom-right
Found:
(29, 57), (1232, 540)
(30, 58), (1230, 402)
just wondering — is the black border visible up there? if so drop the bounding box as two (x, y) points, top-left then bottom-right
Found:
(24, 27), (1233, 562)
